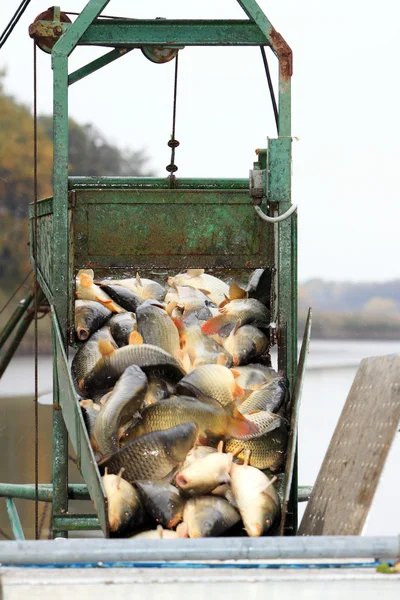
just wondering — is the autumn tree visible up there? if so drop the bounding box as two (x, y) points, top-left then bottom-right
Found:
(0, 71), (153, 291)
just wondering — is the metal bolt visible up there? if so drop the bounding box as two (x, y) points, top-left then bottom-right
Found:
(54, 25), (63, 35)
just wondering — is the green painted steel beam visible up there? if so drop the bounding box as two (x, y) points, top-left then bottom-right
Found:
(78, 20), (268, 47)
(5, 498), (25, 541)
(53, 0), (111, 58)
(68, 177), (250, 190)
(0, 291), (45, 379)
(52, 323), (69, 538)
(37, 20), (269, 47)
(0, 484), (91, 502)
(51, 308), (109, 537)
(68, 48), (133, 86)
(298, 486), (313, 503)
(0, 293), (33, 351)
(53, 514), (101, 531)
(51, 0), (110, 342)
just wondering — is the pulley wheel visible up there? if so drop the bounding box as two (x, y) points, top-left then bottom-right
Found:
(29, 7), (71, 54)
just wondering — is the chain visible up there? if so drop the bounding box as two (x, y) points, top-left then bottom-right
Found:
(166, 53), (180, 187)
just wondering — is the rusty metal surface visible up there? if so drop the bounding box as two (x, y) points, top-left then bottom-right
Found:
(270, 28), (293, 79)
(299, 353), (400, 536)
(29, 8), (71, 54)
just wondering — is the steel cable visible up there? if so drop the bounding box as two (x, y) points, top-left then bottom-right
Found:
(0, 0), (32, 50)
(260, 46), (279, 134)
(33, 41), (39, 541)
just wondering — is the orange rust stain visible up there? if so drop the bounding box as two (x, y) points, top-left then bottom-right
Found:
(270, 27), (293, 79)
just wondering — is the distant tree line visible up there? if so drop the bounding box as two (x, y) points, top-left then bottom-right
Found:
(0, 71), (153, 290)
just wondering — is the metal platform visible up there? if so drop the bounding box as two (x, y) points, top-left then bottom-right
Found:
(1, 565), (400, 600)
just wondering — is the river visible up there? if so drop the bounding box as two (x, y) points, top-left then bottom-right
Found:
(0, 339), (399, 539)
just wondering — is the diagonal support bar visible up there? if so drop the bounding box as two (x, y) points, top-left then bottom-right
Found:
(68, 47), (133, 86)
(5, 498), (25, 540)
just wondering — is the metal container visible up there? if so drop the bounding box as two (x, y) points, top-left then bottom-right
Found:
(9, 0), (302, 540)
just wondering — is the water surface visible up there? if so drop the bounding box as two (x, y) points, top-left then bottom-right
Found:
(0, 339), (399, 538)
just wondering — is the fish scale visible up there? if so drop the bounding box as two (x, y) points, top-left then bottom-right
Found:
(225, 413), (288, 471)
(177, 364), (236, 407)
(169, 271), (229, 306)
(129, 395), (236, 442)
(71, 326), (117, 396)
(99, 423), (198, 484)
(82, 343), (185, 395)
(137, 301), (180, 358)
(91, 365), (148, 456)
(239, 377), (286, 414)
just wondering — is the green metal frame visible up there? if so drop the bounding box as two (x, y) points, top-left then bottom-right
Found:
(1, 0), (298, 539)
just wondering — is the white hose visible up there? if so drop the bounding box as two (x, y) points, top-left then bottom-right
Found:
(254, 203), (297, 223)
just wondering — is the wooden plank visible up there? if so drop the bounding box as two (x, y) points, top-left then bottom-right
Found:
(298, 353), (400, 536)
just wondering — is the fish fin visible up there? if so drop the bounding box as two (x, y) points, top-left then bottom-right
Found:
(104, 467), (108, 476)
(260, 475), (278, 495)
(217, 353), (229, 367)
(243, 449), (252, 466)
(156, 525), (164, 539)
(128, 331), (143, 345)
(248, 410), (261, 415)
(80, 272), (93, 288)
(233, 381), (245, 399)
(176, 348), (185, 362)
(80, 399), (94, 409)
(187, 347), (197, 364)
(187, 269), (204, 278)
(78, 268), (94, 277)
(176, 349), (189, 372)
(231, 446), (244, 458)
(229, 282), (247, 300)
(232, 319), (241, 336)
(116, 468), (125, 489)
(166, 301), (178, 316)
(217, 440), (224, 453)
(230, 369), (241, 378)
(201, 314), (228, 335)
(171, 316), (184, 332)
(226, 408), (259, 438)
(218, 294), (230, 309)
(135, 272), (143, 286)
(78, 379), (85, 392)
(90, 434), (98, 453)
(117, 420), (133, 442)
(98, 339), (115, 356)
(100, 391), (112, 405)
(95, 296), (122, 313)
(176, 522), (189, 538)
(232, 354), (241, 367)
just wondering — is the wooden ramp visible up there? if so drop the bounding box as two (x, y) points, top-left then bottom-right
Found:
(299, 353), (400, 536)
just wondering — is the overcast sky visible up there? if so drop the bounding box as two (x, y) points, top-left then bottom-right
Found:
(1, 1), (399, 283)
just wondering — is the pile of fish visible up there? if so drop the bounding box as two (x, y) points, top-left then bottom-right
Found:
(72, 268), (288, 538)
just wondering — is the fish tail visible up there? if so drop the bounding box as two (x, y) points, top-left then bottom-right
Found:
(226, 407), (259, 438)
(201, 314), (229, 335)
